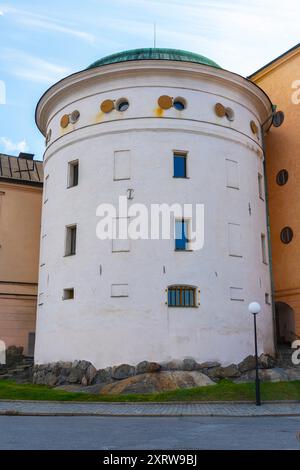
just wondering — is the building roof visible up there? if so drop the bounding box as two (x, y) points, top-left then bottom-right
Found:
(87, 48), (221, 70)
(0, 153), (43, 186)
(248, 43), (300, 80)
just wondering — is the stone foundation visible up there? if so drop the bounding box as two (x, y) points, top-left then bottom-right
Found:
(33, 354), (276, 387)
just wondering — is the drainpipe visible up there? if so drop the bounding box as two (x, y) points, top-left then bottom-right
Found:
(261, 112), (278, 358)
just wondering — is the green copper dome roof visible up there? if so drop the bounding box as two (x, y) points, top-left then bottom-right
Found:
(87, 48), (221, 70)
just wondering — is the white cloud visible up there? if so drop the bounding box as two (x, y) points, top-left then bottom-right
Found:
(0, 137), (29, 153)
(17, 17), (96, 44)
(0, 49), (72, 84)
(2, 6), (95, 44)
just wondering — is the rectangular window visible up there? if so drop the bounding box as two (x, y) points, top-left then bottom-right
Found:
(258, 173), (264, 200)
(114, 150), (131, 180)
(175, 219), (189, 251)
(38, 292), (44, 306)
(111, 284), (129, 297)
(112, 217), (130, 252)
(173, 153), (187, 178)
(167, 286), (196, 307)
(228, 223), (242, 257)
(65, 225), (77, 256)
(230, 287), (244, 301)
(225, 159), (239, 189)
(68, 160), (79, 187)
(261, 233), (268, 264)
(63, 288), (74, 300)
(265, 292), (271, 305)
(44, 175), (49, 203)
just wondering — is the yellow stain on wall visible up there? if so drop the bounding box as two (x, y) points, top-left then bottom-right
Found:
(94, 111), (104, 123)
(60, 127), (69, 136)
(154, 107), (164, 117)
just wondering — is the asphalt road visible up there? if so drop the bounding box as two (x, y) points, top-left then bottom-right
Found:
(1, 416), (300, 450)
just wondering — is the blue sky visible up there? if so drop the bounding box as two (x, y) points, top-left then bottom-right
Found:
(0, 0), (299, 161)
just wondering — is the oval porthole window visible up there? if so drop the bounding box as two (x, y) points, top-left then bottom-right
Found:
(173, 97), (186, 111)
(215, 102), (226, 117)
(116, 99), (129, 112)
(280, 226), (293, 244)
(60, 114), (69, 128)
(250, 120), (258, 135)
(158, 95), (173, 110)
(70, 110), (80, 124)
(225, 107), (235, 122)
(276, 169), (289, 186)
(101, 99), (115, 113)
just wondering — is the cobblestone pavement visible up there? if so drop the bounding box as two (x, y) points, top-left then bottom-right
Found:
(0, 400), (300, 416)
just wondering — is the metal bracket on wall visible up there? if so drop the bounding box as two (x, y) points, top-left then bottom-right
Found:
(127, 189), (134, 200)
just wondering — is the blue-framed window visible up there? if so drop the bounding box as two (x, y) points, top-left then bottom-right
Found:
(175, 219), (189, 251)
(167, 286), (196, 307)
(173, 153), (187, 178)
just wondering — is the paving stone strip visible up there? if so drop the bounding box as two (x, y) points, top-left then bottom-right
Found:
(0, 401), (300, 417)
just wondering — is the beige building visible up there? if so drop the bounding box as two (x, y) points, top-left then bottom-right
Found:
(250, 44), (300, 345)
(0, 152), (43, 355)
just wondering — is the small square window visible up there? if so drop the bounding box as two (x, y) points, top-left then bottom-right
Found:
(230, 287), (244, 301)
(111, 284), (129, 297)
(63, 288), (74, 300)
(173, 153), (187, 178)
(65, 225), (77, 256)
(265, 292), (271, 305)
(68, 160), (79, 187)
(175, 219), (189, 251)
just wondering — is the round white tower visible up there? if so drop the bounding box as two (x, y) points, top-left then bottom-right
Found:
(35, 48), (274, 368)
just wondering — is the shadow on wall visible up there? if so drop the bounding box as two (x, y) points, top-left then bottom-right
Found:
(275, 301), (296, 344)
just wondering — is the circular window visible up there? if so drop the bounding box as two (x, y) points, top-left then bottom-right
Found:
(101, 99), (114, 113)
(70, 110), (80, 124)
(60, 114), (69, 128)
(158, 95), (173, 109)
(276, 169), (289, 186)
(215, 102), (226, 117)
(280, 226), (293, 244)
(173, 98), (186, 111)
(250, 120), (258, 135)
(116, 99), (129, 112)
(225, 107), (235, 121)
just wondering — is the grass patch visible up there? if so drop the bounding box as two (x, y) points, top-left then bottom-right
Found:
(0, 379), (299, 402)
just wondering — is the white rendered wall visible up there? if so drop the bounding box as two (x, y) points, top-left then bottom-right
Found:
(35, 61), (274, 368)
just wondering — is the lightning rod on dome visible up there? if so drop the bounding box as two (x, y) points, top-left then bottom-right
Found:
(153, 22), (156, 48)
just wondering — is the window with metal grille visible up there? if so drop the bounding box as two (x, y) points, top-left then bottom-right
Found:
(167, 285), (196, 307)
(65, 225), (77, 256)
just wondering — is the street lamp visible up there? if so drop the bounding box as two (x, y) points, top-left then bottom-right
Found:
(248, 301), (261, 406)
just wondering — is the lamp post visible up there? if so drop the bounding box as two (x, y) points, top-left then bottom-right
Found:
(248, 302), (261, 406)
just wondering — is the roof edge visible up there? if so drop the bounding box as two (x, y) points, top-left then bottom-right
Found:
(248, 43), (300, 80)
